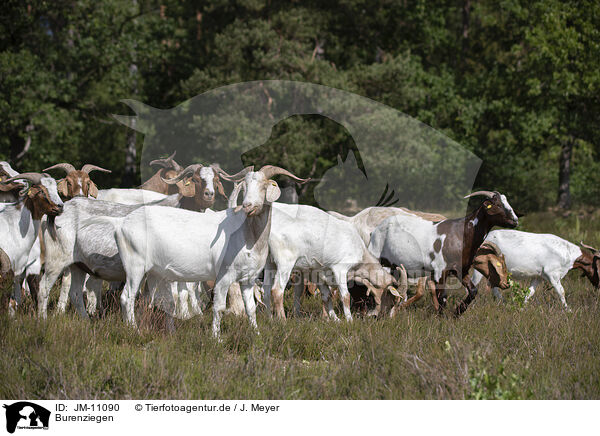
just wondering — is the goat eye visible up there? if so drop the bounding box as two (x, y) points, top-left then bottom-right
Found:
(496, 262), (501, 267)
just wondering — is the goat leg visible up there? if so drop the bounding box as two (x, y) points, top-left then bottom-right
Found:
(455, 275), (478, 317)
(400, 277), (426, 309)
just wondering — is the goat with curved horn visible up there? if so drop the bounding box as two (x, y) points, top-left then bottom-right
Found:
(161, 164), (202, 185)
(258, 165), (310, 184)
(81, 164), (111, 174)
(215, 166), (255, 182)
(580, 242), (599, 254)
(44, 163), (77, 174)
(464, 190), (497, 199)
(150, 152), (182, 171)
(4, 172), (46, 186)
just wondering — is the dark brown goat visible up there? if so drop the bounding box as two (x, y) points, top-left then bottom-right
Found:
(43, 163), (111, 200)
(433, 191), (518, 315)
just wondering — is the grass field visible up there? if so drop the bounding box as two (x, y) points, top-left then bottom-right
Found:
(1, 210), (600, 399)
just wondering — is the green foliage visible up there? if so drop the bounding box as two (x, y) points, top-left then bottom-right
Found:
(506, 274), (530, 309)
(0, 0), (598, 204)
(467, 352), (531, 400)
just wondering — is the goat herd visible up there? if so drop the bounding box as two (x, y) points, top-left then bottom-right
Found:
(1, 153), (599, 338)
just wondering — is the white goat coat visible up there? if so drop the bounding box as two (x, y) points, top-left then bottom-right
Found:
(483, 230), (582, 280)
(0, 203), (40, 276)
(263, 203), (382, 320)
(270, 203), (366, 273)
(368, 214), (447, 281)
(97, 188), (167, 205)
(116, 206), (253, 282)
(471, 229), (583, 307)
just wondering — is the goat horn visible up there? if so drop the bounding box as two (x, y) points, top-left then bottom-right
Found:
(43, 163), (76, 174)
(215, 166), (254, 182)
(258, 165), (310, 184)
(81, 164), (112, 174)
(464, 190), (497, 199)
(228, 181), (245, 208)
(580, 242), (599, 253)
(480, 241), (502, 256)
(149, 152), (182, 171)
(161, 163), (202, 184)
(3, 172), (46, 185)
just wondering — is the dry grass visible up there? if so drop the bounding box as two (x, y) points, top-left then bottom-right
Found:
(1, 210), (599, 399)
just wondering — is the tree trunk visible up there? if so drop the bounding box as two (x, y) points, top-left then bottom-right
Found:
(121, 2), (138, 188)
(557, 136), (573, 210)
(121, 115), (137, 187)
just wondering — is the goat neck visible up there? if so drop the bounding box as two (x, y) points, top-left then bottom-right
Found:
(573, 249), (600, 288)
(459, 205), (497, 268)
(243, 202), (272, 253)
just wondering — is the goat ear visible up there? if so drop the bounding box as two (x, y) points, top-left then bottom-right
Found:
(88, 181), (98, 198)
(57, 179), (68, 198)
(177, 177), (196, 197)
(265, 180), (280, 203)
(215, 177), (227, 199)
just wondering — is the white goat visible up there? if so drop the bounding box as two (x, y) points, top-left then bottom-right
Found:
(0, 163), (41, 303)
(96, 188), (168, 205)
(328, 206), (446, 246)
(0, 172), (64, 313)
(263, 203), (404, 320)
(38, 196), (178, 319)
(470, 230), (600, 308)
(111, 165), (308, 337)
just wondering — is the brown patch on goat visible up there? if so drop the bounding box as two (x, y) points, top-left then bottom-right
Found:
(573, 251), (600, 288)
(140, 168), (181, 195)
(24, 185), (63, 220)
(0, 248), (14, 296)
(433, 238), (442, 252)
(175, 168), (227, 212)
(58, 170), (99, 199)
(471, 244), (509, 289)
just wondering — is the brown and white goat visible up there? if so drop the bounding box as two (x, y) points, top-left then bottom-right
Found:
(401, 241), (509, 311)
(161, 163), (228, 212)
(43, 163), (111, 200)
(369, 191), (518, 316)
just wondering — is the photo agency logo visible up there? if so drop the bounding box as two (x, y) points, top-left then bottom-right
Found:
(3, 402), (50, 433)
(111, 80), (482, 320)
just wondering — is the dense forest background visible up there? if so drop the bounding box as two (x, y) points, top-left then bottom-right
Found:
(1, 0), (598, 213)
